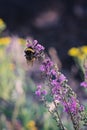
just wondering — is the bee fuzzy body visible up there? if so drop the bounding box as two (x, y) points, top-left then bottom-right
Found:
(24, 47), (36, 63)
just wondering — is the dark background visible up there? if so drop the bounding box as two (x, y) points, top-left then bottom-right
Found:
(0, 0), (87, 67)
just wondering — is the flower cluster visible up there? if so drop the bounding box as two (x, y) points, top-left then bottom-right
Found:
(68, 46), (87, 60)
(26, 120), (38, 130)
(26, 39), (45, 58)
(25, 40), (86, 130)
(39, 54), (84, 130)
(35, 85), (47, 97)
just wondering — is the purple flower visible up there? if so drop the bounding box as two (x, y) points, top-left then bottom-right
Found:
(50, 69), (57, 80)
(63, 101), (69, 112)
(70, 97), (77, 113)
(40, 58), (53, 74)
(26, 40), (32, 48)
(59, 74), (67, 84)
(79, 105), (84, 112)
(35, 43), (45, 52)
(37, 85), (42, 89)
(35, 89), (41, 97)
(41, 90), (47, 95)
(32, 40), (45, 54)
(40, 65), (45, 72)
(33, 40), (38, 46)
(80, 81), (87, 88)
(54, 95), (61, 102)
(35, 84), (47, 97)
(51, 80), (59, 86)
(63, 97), (77, 114)
(25, 39), (86, 129)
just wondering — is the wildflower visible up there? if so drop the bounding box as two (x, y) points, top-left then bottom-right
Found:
(27, 120), (35, 127)
(26, 120), (38, 130)
(24, 39), (85, 130)
(18, 38), (26, 45)
(35, 85), (47, 97)
(68, 47), (80, 57)
(9, 63), (15, 71)
(58, 74), (67, 84)
(40, 58), (53, 75)
(80, 81), (87, 88)
(81, 46), (87, 55)
(0, 37), (11, 46)
(0, 18), (6, 31)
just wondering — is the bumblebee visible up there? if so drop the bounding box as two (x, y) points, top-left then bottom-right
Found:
(24, 47), (36, 64)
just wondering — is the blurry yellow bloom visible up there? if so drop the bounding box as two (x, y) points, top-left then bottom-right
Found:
(18, 38), (26, 44)
(68, 47), (80, 57)
(68, 46), (87, 61)
(81, 46), (87, 55)
(0, 18), (6, 31)
(0, 19), (5, 26)
(31, 127), (37, 130)
(77, 53), (85, 60)
(26, 120), (38, 130)
(0, 37), (11, 45)
(9, 63), (15, 71)
(27, 120), (35, 127)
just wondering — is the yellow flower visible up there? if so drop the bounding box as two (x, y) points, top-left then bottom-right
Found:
(77, 53), (85, 60)
(31, 127), (37, 130)
(26, 120), (35, 128)
(26, 120), (38, 130)
(68, 47), (80, 57)
(81, 46), (87, 55)
(0, 18), (6, 31)
(0, 19), (5, 26)
(0, 37), (11, 45)
(68, 46), (87, 61)
(18, 38), (26, 44)
(9, 63), (15, 71)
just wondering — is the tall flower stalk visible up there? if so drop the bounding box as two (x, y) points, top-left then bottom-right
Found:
(24, 39), (86, 130)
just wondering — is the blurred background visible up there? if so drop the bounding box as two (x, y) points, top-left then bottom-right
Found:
(0, 0), (87, 130)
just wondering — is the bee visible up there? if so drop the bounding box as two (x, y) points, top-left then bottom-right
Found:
(24, 47), (36, 64)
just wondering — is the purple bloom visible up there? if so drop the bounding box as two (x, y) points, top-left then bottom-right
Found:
(54, 95), (61, 101)
(35, 89), (41, 97)
(63, 101), (69, 112)
(41, 90), (47, 95)
(35, 44), (45, 52)
(26, 40), (32, 48)
(37, 85), (42, 89)
(35, 84), (47, 97)
(40, 65), (45, 72)
(32, 40), (45, 54)
(25, 39), (86, 129)
(40, 58), (53, 74)
(33, 40), (38, 46)
(63, 97), (77, 114)
(80, 81), (87, 88)
(51, 80), (59, 86)
(79, 105), (84, 112)
(59, 74), (67, 84)
(69, 97), (77, 113)
(50, 69), (57, 80)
